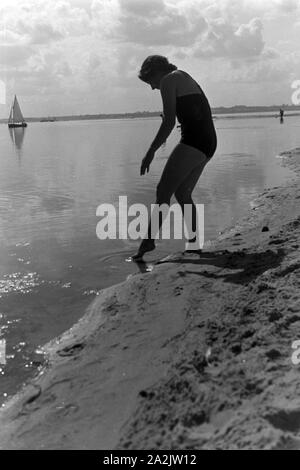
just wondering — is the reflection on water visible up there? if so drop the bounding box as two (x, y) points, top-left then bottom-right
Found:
(0, 115), (298, 404)
(9, 127), (26, 162)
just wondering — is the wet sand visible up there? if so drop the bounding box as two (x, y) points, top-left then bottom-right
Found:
(0, 147), (299, 450)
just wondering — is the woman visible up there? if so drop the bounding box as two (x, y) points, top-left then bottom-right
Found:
(132, 55), (217, 260)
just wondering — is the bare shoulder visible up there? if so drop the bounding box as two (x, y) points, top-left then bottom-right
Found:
(169, 69), (200, 95)
(160, 71), (178, 90)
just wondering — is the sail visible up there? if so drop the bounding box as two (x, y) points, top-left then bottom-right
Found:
(12, 96), (25, 123)
(8, 95), (25, 124)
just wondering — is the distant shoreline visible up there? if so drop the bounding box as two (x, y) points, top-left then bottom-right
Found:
(1, 106), (300, 124)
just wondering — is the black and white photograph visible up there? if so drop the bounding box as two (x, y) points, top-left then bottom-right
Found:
(0, 0), (300, 453)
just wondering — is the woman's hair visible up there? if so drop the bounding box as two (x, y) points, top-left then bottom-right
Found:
(138, 55), (177, 83)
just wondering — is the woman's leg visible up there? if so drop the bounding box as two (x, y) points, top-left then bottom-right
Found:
(132, 144), (208, 259)
(175, 153), (208, 238)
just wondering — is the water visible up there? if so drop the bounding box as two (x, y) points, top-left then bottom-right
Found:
(0, 114), (299, 404)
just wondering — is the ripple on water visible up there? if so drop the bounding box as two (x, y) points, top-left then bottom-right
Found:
(0, 272), (43, 296)
(221, 153), (256, 158)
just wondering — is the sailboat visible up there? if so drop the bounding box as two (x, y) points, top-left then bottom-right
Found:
(8, 95), (27, 128)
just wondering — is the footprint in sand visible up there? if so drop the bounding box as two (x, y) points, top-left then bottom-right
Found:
(56, 343), (85, 357)
(264, 409), (300, 433)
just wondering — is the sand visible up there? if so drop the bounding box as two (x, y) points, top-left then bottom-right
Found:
(0, 148), (299, 450)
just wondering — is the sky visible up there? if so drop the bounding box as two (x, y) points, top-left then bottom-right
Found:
(0, 0), (300, 118)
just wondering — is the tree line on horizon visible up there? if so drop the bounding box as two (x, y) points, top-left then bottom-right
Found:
(1, 104), (300, 123)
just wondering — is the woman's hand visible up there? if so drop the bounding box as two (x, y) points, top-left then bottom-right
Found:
(140, 149), (155, 175)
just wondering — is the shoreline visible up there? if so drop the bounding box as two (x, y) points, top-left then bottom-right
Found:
(0, 147), (299, 449)
(1, 110), (300, 125)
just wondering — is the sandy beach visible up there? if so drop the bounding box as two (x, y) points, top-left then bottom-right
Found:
(0, 147), (299, 450)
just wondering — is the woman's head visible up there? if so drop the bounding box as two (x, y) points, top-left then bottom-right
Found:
(138, 55), (177, 89)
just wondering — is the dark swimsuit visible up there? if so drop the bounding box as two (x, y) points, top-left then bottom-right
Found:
(176, 71), (217, 160)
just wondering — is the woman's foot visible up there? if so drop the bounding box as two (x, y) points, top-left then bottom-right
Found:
(185, 236), (202, 253)
(132, 239), (156, 261)
(185, 248), (202, 254)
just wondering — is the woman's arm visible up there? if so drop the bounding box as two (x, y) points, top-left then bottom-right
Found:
(140, 74), (176, 175)
(148, 73), (177, 153)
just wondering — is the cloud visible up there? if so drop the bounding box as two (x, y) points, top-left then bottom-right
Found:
(246, 0), (300, 20)
(119, 0), (163, 16)
(0, 0), (299, 115)
(262, 47), (280, 59)
(184, 0), (300, 22)
(272, 0), (300, 14)
(0, 44), (34, 67)
(117, 0), (207, 46)
(90, 0), (121, 37)
(194, 17), (265, 59)
(0, 0), (91, 47)
(0, 0), (94, 96)
(205, 48), (300, 86)
(17, 20), (65, 45)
